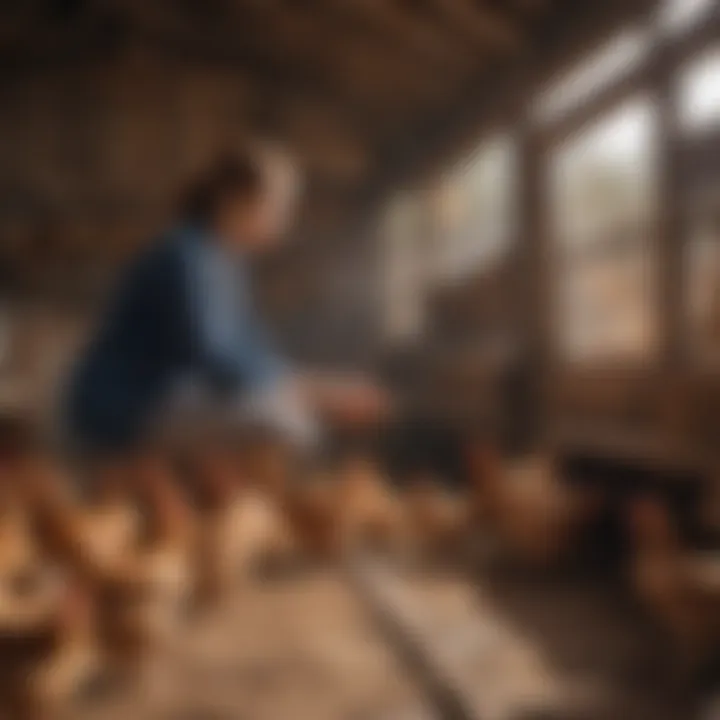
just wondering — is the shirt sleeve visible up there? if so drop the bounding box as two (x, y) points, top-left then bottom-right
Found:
(181, 234), (288, 392)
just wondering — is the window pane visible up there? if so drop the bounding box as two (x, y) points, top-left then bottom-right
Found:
(435, 134), (515, 280)
(550, 98), (658, 363)
(533, 29), (650, 124)
(383, 195), (427, 342)
(679, 47), (720, 133)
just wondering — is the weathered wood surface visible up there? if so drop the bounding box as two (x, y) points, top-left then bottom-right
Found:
(354, 560), (691, 720)
(75, 571), (431, 720)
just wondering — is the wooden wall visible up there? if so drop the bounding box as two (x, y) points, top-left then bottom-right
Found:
(0, 46), (383, 398)
(0, 48), (257, 295)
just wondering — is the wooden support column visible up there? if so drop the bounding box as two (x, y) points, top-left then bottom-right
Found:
(515, 122), (550, 450)
(654, 41), (685, 369)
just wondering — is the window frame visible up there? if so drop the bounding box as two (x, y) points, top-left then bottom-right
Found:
(432, 131), (518, 284)
(545, 95), (661, 367)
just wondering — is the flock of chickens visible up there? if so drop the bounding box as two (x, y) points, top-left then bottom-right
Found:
(0, 429), (717, 718)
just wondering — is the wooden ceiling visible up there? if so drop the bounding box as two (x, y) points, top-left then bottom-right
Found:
(0, 0), (630, 296)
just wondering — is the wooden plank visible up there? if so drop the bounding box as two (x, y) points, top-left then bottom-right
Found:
(317, 0), (480, 72)
(73, 572), (432, 720)
(352, 560), (691, 720)
(350, 561), (478, 720)
(351, 561), (565, 720)
(368, 0), (655, 200)
(654, 34), (685, 369)
(429, 0), (523, 52)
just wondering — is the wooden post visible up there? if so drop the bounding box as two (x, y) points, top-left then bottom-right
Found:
(654, 40), (685, 369)
(515, 120), (550, 450)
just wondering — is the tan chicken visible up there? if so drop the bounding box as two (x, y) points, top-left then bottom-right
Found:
(0, 578), (98, 720)
(76, 462), (140, 572)
(333, 456), (407, 557)
(0, 453), (99, 719)
(466, 443), (602, 567)
(20, 453), (195, 688)
(240, 435), (294, 499)
(0, 486), (44, 598)
(403, 477), (469, 561)
(190, 448), (293, 608)
(280, 472), (343, 562)
(627, 495), (720, 674)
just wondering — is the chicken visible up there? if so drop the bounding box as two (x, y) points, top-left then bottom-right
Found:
(333, 456), (407, 557)
(280, 472), (343, 562)
(466, 443), (602, 567)
(76, 462), (141, 571)
(240, 436), (294, 499)
(627, 495), (720, 674)
(190, 448), (294, 607)
(0, 456), (98, 720)
(403, 477), (469, 561)
(20, 453), (195, 687)
(0, 489), (43, 596)
(98, 454), (196, 682)
(0, 503), (67, 645)
(0, 427), (50, 593)
(0, 578), (98, 720)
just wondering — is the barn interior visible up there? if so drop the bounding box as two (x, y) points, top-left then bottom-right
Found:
(0, 0), (719, 719)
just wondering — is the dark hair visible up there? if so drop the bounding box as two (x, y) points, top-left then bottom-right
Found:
(179, 148), (266, 224)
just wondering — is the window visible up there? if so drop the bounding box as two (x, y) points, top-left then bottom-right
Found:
(435, 134), (515, 281)
(679, 47), (720, 133)
(533, 29), (651, 124)
(658, 0), (715, 35)
(550, 98), (659, 363)
(383, 194), (428, 343)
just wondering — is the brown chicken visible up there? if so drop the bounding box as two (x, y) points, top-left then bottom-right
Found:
(333, 456), (407, 557)
(76, 461), (140, 572)
(0, 488), (43, 595)
(403, 477), (469, 562)
(190, 447), (293, 607)
(0, 451), (98, 719)
(20, 453), (195, 688)
(0, 578), (98, 720)
(240, 435), (294, 499)
(466, 443), (602, 567)
(280, 471), (343, 562)
(628, 495), (720, 675)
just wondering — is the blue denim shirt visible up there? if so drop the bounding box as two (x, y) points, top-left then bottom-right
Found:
(65, 224), (286, 451)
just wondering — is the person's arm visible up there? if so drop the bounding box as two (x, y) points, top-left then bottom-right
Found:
(179, 232), (389, 427)
(295, 371), (392, 427)
(181, 234), (287, 393)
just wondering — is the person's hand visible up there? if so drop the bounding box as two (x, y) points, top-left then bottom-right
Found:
(307, 374), (393, 428)
(329, 379), (392, 426)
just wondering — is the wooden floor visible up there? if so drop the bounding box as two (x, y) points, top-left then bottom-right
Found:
(358, 563), (691, 720)
(75, 571), (429, 720)
(73, 564), (694, 720)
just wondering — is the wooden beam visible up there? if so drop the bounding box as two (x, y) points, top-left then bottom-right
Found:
(508, 0), (550, 13)
(368, 0), (656, 197)
(0, 12), (126, 69)
(106, 0), (453, 138)
(331, 0), (480, 71)
(427, 0), (522, 52)
(540, 59), (652, 145)
(654, 35), (685, 369)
